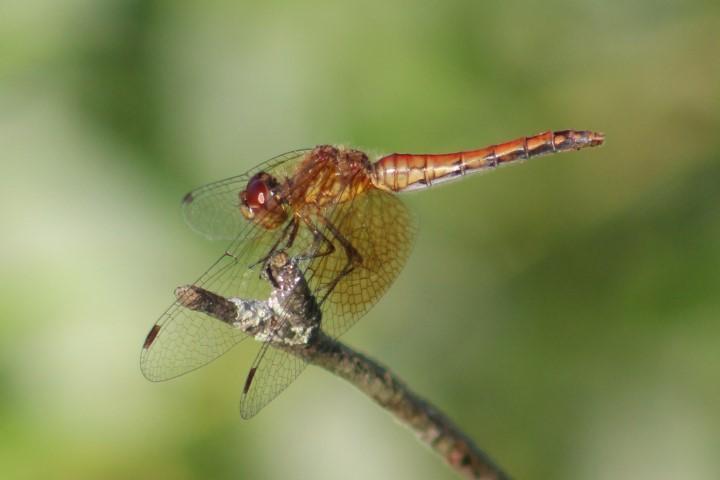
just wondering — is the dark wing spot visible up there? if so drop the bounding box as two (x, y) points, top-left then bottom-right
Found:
(181, 192), (194, 204)
(143, 324), (161, 349)
(243, 367), (258, 394)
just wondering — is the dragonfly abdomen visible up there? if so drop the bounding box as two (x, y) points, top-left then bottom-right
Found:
(371, 130), (604, 192)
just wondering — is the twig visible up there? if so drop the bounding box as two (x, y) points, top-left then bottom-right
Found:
(294, 333), (510, 480)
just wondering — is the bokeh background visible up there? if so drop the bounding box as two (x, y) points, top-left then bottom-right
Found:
(2, 1), (719, 479)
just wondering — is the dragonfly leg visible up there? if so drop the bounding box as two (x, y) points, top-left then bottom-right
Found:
(315, 215), (363, 305)
(249, 217), (299, 271)
(296, 213), (335, 262)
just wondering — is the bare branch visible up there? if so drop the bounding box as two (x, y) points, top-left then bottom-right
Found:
(176, 277), (510, 479)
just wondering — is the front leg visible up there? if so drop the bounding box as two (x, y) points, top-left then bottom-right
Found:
(250, 217), (299, 272)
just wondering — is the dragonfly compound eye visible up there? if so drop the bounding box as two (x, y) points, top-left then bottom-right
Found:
(239, 172), (286, 228)
(242, 174), (272, 211)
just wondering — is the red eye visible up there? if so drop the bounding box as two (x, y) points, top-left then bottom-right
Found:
(242, 173), (272, 211)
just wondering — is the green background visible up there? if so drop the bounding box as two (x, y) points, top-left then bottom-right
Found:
(1, 1), (719, 479)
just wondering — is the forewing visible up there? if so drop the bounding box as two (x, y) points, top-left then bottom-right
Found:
(141, 299), (247, 381)
(141, 227), (278, 381)
(182, 149), (310, 240)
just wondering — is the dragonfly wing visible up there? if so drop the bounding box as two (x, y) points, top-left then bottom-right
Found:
(141, 225), (281, 381)
(141, 297), (247, 382)
(239, 343), (309, 419)
(306, 186), (417, 338)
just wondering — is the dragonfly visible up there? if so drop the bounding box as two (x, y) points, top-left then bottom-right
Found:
(141, 129), (605, 418)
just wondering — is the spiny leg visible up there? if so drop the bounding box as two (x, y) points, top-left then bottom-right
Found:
(297, 213), (335, 262)
(249, 217), (299, 272)
(315, 214), (363, 305)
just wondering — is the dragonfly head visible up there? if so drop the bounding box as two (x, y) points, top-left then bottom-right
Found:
(239, 172), (288, 229)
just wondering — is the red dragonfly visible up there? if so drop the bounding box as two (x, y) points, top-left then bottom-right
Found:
(141, 129), (604, 418)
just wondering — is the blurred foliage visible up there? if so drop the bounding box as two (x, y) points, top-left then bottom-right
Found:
(1, 0), (718, 479)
